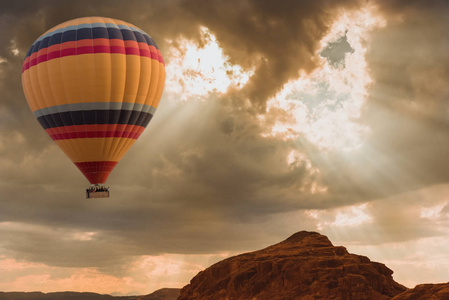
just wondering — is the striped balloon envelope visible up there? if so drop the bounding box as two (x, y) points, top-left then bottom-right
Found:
(21, 17), (165, 188)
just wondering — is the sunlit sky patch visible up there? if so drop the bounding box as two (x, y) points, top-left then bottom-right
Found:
(263, 7), (385, 152)
(9, 40), (19, 56)
(420, 204), (446, 219)
(306, 202), (373, 231)
(164, 27), (254, 102)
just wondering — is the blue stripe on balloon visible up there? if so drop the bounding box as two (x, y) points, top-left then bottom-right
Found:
(33, 102), (157, 118)
(25, 22), (158, 59)
(36, 110), (154, 129)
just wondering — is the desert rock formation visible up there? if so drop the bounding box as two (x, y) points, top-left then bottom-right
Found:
(178, 231), (407, 300)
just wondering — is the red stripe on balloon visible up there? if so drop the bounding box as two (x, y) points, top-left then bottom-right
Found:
(22, 39), (164, 72)
(45, 124), (145, 140)
(74, 161), (118, 184)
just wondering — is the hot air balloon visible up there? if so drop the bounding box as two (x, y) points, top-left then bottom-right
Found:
(21, 17), (165, 198)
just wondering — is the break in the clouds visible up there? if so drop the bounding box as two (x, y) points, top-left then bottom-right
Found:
(1, 0), (449, 295)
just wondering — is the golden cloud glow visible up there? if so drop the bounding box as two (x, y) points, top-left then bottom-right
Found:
(0, 252), (232, 295)
(420, 204), (446, 219)
(331, 203), (373, 227)
(0, 261), (146, 295)
(72, 231), (97, 241)
(307, 203), (373, 231)
(165, 27), (254, 101)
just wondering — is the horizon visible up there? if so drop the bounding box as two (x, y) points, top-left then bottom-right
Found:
(1, 0), (449, 296)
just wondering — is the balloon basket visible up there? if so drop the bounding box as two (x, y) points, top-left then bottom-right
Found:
(86, 185), (110, 199)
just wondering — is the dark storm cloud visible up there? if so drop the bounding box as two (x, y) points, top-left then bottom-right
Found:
(375, 0), (449, 14)
(179, 0), (363, 110)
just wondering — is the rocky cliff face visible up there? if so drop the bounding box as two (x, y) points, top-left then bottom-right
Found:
(178, 231), (407, 300)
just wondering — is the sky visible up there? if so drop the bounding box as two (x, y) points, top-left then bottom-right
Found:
(1, 0), (449, 295)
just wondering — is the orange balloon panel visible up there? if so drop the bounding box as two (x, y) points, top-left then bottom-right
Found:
(22, 17), (165, 184)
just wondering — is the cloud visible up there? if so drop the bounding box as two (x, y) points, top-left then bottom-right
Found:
(179, 0), (365, 110)
(270, 0), (449, 206)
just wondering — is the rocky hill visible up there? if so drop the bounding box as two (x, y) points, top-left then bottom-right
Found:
(0, 288), (180, 300)
(0, 292), (121, 300)
(392, 283), (449, 300)
(178, 231), (407, 300)
(137, 288), (180, 300)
